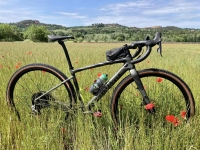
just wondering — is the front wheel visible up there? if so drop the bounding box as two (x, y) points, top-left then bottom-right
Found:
(110, 68), (195, 127)
(6, 63), (76, 124)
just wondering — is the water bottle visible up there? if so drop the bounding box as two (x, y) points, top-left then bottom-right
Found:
(89, 74), (108, 95)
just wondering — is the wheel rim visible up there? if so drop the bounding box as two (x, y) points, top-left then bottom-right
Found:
(113, 74), (191, 128)
(8, 68), (73, 126)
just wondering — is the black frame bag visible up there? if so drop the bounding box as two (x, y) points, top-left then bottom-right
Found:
(106, 45), (131, 61)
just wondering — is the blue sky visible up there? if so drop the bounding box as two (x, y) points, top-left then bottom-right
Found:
(0, 0), (200, 28)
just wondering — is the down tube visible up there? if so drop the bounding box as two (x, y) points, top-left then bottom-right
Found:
(86, 63), (133, 109)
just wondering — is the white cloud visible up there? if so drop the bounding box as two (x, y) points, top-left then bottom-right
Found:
(100, 1), (150, 15)
(143, 1), (200, 15)
(0, 0), (200, 28)
(83, 0), (200, 28)
(55, 12), (87, 19)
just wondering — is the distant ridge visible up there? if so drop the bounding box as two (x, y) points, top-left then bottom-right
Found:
(4, 19), (196, 30)
(9, 20), (67, 30)
(1, 20), (200, 42)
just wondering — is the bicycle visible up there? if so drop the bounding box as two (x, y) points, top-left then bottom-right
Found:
(6, 32), (195, 127)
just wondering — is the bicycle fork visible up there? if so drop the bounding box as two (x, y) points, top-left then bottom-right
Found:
(130, 69), (155, 114)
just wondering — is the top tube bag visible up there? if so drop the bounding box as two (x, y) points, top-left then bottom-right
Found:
(106, 45), (131, 61)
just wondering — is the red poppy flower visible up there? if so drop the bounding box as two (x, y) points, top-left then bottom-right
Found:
(94, 111), (102, 117)
(75, 61), (78, 64)
(166, 115), (175, 122)
(84, 87), (89, 91)
(166, 115), (180, 126)
(15, 65), (20, 69)
(145, 103), (154, 110)
(90, 68), (93, 70)
(173, 118), (180, 126)
(180, 111), (186, 118)
(42, 70), (46, 74)
(17, 62), (21, 65)
(61, 127), (66, 133)
(156, 77), (163, 82)
(97, 72), (102, 77)
(28, 52), (32, 55)
(147, 60), (150, 63)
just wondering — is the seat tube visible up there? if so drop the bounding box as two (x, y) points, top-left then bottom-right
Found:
(130, 68), (151, 105)
(58, 40), (73, 70)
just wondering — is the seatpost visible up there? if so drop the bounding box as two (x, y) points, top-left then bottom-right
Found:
(58, 40), (74, 70)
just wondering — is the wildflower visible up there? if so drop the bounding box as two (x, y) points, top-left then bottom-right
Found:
(181, 111), (186, 119)
(166, 115), (180, 126)
(147, 60), (150, 63)
(173, 118), (180, 126)
(61, 127), (66, 133)
(145, 103), (154, 110)
(28, 52), (32, 55)
(166, 115), (175, 122)
(15, 62), (22, 69)
(75, 61), (78, 64)
(0, 65), (3, 69)
(84, 87), (89, 91)
(17, 62), (22, 65)
(94, 111), (102, 117)
(15, 65), (20, 69)
(97, 72), (102, 77)
(156, 77), (163, 82)
(42, 70), (46, 74)
(90, 68), (93, 70)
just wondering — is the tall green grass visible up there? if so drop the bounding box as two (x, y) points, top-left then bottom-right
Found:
(0, 42), (200, 149)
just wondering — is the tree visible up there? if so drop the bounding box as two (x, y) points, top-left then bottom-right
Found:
(110, 33), (117, 40)
(116, 34), (125, 41)
(94, 37), (98, 42)
(77, 37), (83, 42)
(24, 25), (49, 42)
(56, 31), (64, 36)
(0, 24), (23, 41)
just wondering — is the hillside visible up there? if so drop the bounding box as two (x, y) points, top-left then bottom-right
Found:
(8, 20), (187, 31)
(1, 20), (200, 42)
(9, 20), (67, 30)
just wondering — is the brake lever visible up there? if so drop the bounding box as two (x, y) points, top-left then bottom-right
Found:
(157, 42), (162, 57)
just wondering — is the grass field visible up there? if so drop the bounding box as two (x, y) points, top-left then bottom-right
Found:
(0, 41), (200, 150)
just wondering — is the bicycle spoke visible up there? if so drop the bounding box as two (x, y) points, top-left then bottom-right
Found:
(111, 69), (194, 128)
(7, 65), (75, 126)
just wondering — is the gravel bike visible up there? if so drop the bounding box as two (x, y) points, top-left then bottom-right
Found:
(6, 32), (195, 127)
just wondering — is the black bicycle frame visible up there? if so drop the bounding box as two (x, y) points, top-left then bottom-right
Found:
(57, 40), (151, 111)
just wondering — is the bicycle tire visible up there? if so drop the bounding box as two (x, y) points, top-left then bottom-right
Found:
(6, 63), (76, 122)
(110, 68), (195, 127)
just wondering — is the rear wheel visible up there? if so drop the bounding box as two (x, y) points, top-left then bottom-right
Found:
(111, 68), (195, 128)
(6, 63), (76, 125)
